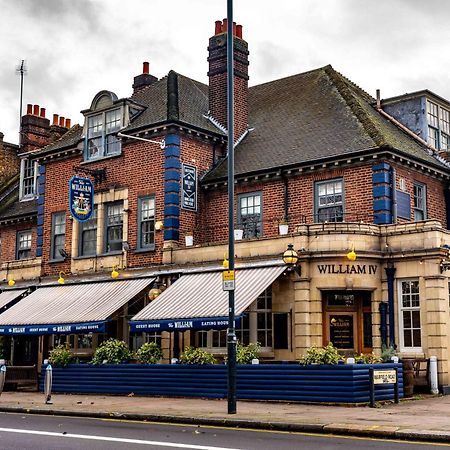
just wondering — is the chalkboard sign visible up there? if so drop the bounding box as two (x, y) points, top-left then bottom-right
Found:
(330, 315), (354, 349)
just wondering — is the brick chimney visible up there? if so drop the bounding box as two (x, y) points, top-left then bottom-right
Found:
(20, 104), (50, 152)
(133, 61), (158, 94)
(208, 19), (249, 138)
(49, 113), (71, 143)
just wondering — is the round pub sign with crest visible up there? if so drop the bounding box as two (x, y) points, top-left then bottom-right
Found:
(69, 176), (94, 222)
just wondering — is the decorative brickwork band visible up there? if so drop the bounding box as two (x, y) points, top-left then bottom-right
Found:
(163, 134), (181, 242)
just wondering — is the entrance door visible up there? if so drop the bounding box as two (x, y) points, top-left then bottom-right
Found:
(323, 291), (372, 354)
(12, 336), (38, 365)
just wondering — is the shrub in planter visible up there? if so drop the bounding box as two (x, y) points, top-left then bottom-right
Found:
(179, 346), (217, 365)
(354, 353), (382, 364)
(380, 344), (398, 362)
(91, 338), (131, 365)
(236, 342), (261, 364)
(136, 342), (163, 364)
(299, 343), (342, 365)
(49, 344), (78, 368)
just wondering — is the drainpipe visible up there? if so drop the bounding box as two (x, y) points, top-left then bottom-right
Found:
(282, 174), (289, 220)
(385, 262), (397, 348)
(391, 167), (397, 224)
(379, 302), (388, 347)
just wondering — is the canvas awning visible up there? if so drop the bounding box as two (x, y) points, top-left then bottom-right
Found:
(0, 289), (27, 312)
(130, 266), (286, 332)
(0, 278), (154, 335)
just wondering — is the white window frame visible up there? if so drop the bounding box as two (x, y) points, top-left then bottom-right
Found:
(84, 108), (122, 161)
(315, 178), (344, 223)
(237, 192), (262, 238)
(50, 212), (66, 261)
(398, 279), (422, 352)
(16, 230), (32, 260)
(413, 182), (427, 221)
(104, 201), (124, 253)
(138, 196), (155, 250)
(19, 159), (38, 200)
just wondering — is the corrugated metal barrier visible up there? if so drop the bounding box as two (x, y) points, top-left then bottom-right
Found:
(40, 363), (403, 403)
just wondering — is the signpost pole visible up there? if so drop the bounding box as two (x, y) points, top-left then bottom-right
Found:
(226, 0), (237, 415)
(369, 368), (375, 408)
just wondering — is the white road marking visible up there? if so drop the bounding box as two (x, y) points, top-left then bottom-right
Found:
(0, 427), (242, 450)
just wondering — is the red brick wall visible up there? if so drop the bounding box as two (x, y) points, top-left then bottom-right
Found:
(0, 223), (36, 262)
(394, 163), (447, 226)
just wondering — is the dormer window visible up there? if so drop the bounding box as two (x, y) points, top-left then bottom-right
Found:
(87, 109), (121, 159)
(19, 158), (38, 200)
(83, 91), (124, 162)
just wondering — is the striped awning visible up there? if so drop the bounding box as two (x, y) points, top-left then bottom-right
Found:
(0, 289), (27, 311)
(130, 266), (286, 332)
(0, 278), (154, 336)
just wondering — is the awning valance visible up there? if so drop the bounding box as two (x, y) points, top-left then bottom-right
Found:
(0, 289), (27, 312)
(130, 266), (286, 332)
(0, 278), (154, 335)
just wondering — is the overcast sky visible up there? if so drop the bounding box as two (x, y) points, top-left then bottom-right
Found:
(1, 0), (450, 144)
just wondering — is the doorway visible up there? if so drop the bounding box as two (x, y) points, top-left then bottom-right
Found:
(322, 291), (372, 354)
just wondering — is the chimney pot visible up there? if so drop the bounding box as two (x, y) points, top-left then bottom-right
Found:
(33, 105), (39, 116)
(40, 107), (46, 118)
(65, 118), (71, 128)
(236, 24), (243, 39)
(59, 117), (65, 127)
(143, 61), (149, 74)
(376, 89), (381, 109)
(26, 104), (33, 115)
(215, 20), (222, 34)
(53, 114), (59, 125)
(222, 18), (228, 32)
(233, 22), (236, 36)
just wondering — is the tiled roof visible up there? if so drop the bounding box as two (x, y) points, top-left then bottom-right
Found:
(203, 65), (448, 181)
(126, 72), (222, 135)
(33, 124), (83, 156)
(0, 184), (37, 222)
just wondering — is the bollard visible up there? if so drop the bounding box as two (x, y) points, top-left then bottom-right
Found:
(430, 356), (439, 395)
(44, 363), (53, 404)
(0, 364), (6, 396)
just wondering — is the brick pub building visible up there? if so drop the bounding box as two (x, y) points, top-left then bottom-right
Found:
(1, 20), (450, 389)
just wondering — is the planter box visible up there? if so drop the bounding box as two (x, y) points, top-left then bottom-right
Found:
(40, 363), (403, 403)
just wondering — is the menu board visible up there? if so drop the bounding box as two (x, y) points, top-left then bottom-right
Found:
(330, 315), (354, 349)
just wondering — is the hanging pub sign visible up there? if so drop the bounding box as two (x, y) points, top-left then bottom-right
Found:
(69, 176), (94, 222)
(181, 163), (197, 211)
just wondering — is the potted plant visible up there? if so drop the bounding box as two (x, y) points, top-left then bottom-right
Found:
(236, 342), (261, 364)
(91, 338), (132, 365)
(234, 228), (244, 240)
(49, 344), (78, 368)
(278, 218), (289, 235)
(179, 346), (217, 364)
(136, 342), (163, 364)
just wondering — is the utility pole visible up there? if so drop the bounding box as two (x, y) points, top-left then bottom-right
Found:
(16, 59), (27, 146)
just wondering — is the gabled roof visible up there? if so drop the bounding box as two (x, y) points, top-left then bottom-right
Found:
(203, 65), (448, 181)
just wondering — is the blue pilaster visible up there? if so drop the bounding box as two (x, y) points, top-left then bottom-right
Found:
(163, 134), (180, 241)
(372, 163), (392, 224)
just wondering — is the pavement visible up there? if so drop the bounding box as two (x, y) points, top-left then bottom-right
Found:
(1, 391), (450, 443)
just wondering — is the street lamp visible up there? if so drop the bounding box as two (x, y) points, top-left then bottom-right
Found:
(283, 244), (301, 276)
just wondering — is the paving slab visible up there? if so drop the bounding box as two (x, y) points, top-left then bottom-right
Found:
(1, 392), (450, 442)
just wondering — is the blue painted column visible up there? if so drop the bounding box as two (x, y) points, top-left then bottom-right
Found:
(385, 265), (397, 348)
(372, 163), (392, 224)
(379, 302), (388, 348)
(163, 134), (181, 242)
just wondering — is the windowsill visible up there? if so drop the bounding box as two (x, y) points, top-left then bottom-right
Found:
(134, 246), (156, 254)
(48, 258), (65, 264)
(73, 254), (97, 260)
(73, 251), (124, 260)
(98, 251), (123, 257)
(19, 195), (38, 202)
(81, 153), (121, 165)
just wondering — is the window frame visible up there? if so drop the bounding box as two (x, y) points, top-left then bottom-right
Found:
(79, 206), (98, 257)
(16, 230), (32, 260)
(50, 212), (66, 261)
(104, 201), (124, 253)
(237, 191), (263, 239)
(398, 279), (422, 352)
(84, 107), (122, 161)
(137, 196), (156, 251)
(314, 178), (344, 223)
(413, 182), (427, 221)
(19, 158), (38, 200)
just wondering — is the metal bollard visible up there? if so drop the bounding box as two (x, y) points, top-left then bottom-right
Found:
(44, 362), (53, 404)
(430, 356), (439, 395)
(0, 364), (6, 396)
